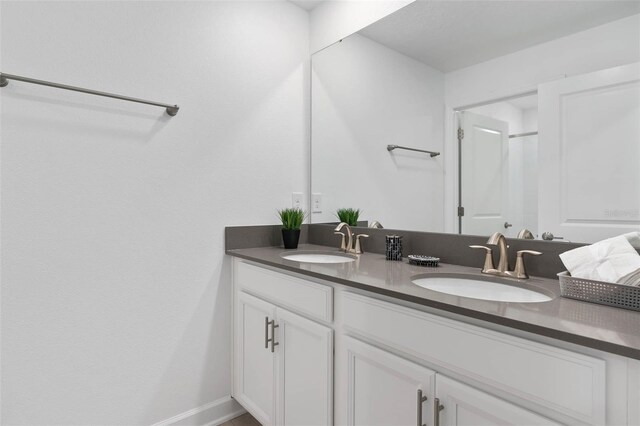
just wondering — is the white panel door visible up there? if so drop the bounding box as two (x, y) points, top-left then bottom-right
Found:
(234, 291), (277, 426)
(538, 62), (640, 242)
(276, 308), (333, 426)
(460, 111), (510, 236)
(341, 336), (436, 426)
(437, 375), (561, 426)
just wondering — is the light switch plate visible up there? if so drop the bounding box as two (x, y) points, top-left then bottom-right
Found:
(292, 192), (304, 209)
(312, 193), (322, 213)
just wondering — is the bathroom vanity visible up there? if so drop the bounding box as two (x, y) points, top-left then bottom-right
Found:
(228, 239), (640, 426)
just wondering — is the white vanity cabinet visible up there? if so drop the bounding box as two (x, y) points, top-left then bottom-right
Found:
(339, 335), (560, 426)
(232, 259), (639, 426)
(341, 336), (436, 426)
(233, 262), (333, 426)
(436, 376), (561, 426)
(339, 292), (607, 425)
(235, 291), (277, 424)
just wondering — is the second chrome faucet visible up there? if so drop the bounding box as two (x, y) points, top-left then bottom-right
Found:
(335, 222), (369, 254)
(470, 232), (541, 279)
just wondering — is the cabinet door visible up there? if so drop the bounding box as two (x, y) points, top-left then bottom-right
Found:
(436, 375), (561, 426)
(276, 308), (333, 426)
(234, 291), (277, 426)
(341, 336), (436, 426)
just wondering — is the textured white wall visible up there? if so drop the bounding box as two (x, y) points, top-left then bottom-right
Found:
(312, 34), (444, 231)
(309, 0), (413, 53)
(0, 1), (309, 424)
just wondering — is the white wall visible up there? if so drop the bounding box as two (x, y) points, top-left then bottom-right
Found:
(312, 34), (444, 231)
(0, 1), (309, 425)
(442, 14), (640, 233)
(309, 0), (413, 53)
(445, 14), (640, 107)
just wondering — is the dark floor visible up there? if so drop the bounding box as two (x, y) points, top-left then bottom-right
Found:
(220, 412), (261, 426)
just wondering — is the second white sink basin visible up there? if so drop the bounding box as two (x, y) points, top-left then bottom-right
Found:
(412, 276), (552, 303)
(281, 251), (357, 264)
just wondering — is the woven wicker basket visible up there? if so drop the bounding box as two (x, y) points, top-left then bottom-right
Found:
(558, 271), (640, 312)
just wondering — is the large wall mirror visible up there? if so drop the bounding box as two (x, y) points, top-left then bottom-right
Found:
(311, 0), (640, 244)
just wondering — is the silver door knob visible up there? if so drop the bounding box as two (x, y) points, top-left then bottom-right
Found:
(542, 232), (564, 241)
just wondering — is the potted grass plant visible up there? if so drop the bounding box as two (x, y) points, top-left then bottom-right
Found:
(278, 207), (306, 249)
(336, 208), (361, 227)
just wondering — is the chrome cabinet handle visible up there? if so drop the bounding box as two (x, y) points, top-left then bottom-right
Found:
(417, 389), (428, 426)
(265, 317), (278, 352)
(270, 320), (279, 353)
(433, 398), (444, 426)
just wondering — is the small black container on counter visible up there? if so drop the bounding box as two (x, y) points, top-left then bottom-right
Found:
(385, 235), (403, 260)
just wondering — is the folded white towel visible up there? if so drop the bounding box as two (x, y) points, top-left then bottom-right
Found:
(602, 231), (640, 249)
(559, 236), (640, 285)
(620, 268), (640, 287)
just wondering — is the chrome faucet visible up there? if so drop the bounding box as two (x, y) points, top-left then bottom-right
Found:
(470, 232), (541, 279)
(487, 232), (510, 273)
(334, 222), (353, 253)
(517, 228), (535, 239)
(334, 222), (369, 254)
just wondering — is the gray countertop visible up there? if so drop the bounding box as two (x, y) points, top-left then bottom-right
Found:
(227, 243), (640, 360)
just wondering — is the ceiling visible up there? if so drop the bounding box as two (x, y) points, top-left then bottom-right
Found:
(289, 0), (325, 11)
(359, 1), (640, 72)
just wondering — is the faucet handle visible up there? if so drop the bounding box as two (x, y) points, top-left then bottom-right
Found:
(354, 234), (369, 254)
(469, 245), (495, 273)
(513, 250), (542, 279)
(334, 232), (346, 251)
(517, 250), (542, 256)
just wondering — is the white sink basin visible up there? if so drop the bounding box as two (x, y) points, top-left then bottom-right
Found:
(281, 251), (357, 264)
(412, 276), (552, 303)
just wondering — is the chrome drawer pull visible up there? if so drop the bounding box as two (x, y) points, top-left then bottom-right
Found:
(264, 316), (270, 349)
(417, 389), (428, 426)
(434, 398), (444, 426)
(270, 320), (279, 353)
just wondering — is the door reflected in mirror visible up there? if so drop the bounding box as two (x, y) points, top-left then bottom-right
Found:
(311, 0), (640, 243)
(458, 95), (539, 239)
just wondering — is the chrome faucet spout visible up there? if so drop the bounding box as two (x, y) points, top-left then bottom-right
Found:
(487, 232), (509, 273)
(334, 222), (353, 253)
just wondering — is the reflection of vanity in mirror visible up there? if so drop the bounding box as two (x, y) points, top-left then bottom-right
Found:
(311, 1), (640, 244)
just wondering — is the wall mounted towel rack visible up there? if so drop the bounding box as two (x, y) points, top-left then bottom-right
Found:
(509, 131), (537, 139)
(0, 72), (179, 116)
(387, 144), (440, 157)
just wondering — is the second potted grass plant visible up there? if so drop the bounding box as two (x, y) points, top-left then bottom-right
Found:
(278, 207), (306, 249)
(336, 208), (361, 227)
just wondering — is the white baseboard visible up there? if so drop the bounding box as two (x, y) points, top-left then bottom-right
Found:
(152, 396), (246, 426)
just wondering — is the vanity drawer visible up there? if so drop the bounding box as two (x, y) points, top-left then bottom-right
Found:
(342, 292), (605, 425)
(234, 260), (333, 323)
